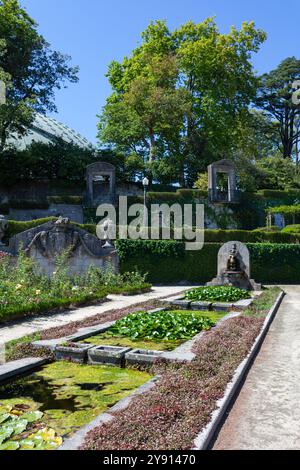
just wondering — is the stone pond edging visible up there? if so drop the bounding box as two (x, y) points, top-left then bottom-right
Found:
(192, 289), (285, 450)
(32, 309), (240, 365)
(0, 357), (50, 384)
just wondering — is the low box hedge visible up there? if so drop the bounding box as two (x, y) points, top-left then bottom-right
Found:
(204, 229), (299, 243)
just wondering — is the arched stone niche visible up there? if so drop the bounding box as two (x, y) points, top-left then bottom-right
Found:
(208, 159), (239, 203)
(86, 162), (116, 206)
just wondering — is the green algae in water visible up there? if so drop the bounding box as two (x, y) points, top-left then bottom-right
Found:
(0, 362), (151, 450)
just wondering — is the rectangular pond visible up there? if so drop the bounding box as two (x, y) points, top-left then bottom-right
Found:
(0, 361), (151, 451)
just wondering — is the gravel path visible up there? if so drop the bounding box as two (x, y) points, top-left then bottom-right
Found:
(0, 286), (187, 344)
(213, 285), (300, 450)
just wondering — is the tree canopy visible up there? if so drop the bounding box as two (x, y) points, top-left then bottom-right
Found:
(256, 57), (300, 159)
(0, 0), (79, 150)
(98, 18), (266, 186)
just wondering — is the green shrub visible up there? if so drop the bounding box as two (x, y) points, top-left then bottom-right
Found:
(256, 189), (300, 199)
(185, 286), (251, 302)
(118, 240), (300, 284)
(109, 310), (215, 341)
(7, 218), (56, 238)
(281, 225), (300, 234)
(0, 252), (150, 322)
(116, 239), (185, 260)
(252, 226), (281, 232)
(203, 229), (299, 243)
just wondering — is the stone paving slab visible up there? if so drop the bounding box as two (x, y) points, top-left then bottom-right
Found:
(213, 285), (300, 450)
(0, 286), (189, 345)
(0, 358), (48, 383)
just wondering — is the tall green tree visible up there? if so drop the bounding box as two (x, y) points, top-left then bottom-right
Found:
(0, 0), (79, 151)
(98, 18), (266, 186)
(256, 57), (300, 159)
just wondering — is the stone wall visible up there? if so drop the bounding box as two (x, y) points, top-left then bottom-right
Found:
(9, 218), (119, 277)
(9, 204), (84, 224)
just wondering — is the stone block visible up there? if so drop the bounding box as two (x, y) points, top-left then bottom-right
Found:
(88, 345), (131, 367)
(191, 301), (212, 311)
(233, 299), (253, 310)
(170, 299), (191, 308)
(125, 349), (163, 367)
(55, 343), (93, 364)
(211, 302), (234, 312)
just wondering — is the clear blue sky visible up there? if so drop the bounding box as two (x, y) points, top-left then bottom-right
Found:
(21, 0), (299, 145)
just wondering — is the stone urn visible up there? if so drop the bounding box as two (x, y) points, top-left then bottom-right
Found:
(0, 215), (8, 246)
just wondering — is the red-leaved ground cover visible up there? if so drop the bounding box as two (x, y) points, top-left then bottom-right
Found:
(81, 315), (264, 450)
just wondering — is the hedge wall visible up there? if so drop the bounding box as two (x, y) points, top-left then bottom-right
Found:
(6, 219), (300, 244)
(7, 218), (96, 238)
(117, 240), (300, 284)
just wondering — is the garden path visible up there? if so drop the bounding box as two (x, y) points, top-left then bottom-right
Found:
(0, 286), (187, 344)
(213, 285), (300, 450)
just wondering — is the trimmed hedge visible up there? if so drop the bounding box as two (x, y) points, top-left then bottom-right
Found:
(116, 239), (185, 260)
(281, 225), (300, 234)
(256, 189), (300, 199)
(204, 229), (299, 243)
(6, 219), (300, 244)
(118, 240), (300, 284)
(6, 218), (97, 239)
(7, 217), (56, 238)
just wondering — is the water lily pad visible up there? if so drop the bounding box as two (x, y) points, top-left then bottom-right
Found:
(0, 441), (20, 450)
(22, 411), (43, 423)
(0, 414), (10, 424)
(11, 419), (28, 436)
(0, 426), (14, 444)
(19, 439), (35, 450)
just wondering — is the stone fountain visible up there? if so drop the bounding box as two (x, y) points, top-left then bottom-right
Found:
(207, 241), (261, 291)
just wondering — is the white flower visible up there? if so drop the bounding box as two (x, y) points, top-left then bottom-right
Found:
(72, 286), (79, 291)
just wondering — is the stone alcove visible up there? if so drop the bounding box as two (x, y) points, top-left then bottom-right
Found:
(208, 159), (240, 203)
(86, 162), (116, 206)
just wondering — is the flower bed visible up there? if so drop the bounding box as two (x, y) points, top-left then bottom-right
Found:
(81, 287), (280, 450)
(0, 252), (150, 323)
(185, 286), (251, 303)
